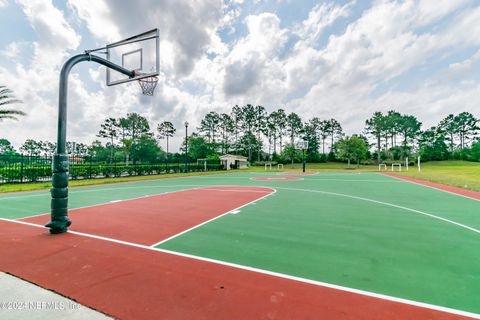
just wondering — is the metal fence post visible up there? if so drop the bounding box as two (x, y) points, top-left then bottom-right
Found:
(89, 156), (93, 179)
(20, 154), (24, 183)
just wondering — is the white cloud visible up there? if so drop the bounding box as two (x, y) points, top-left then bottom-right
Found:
(2, 0), (480, 154)
(67, 0), (121, 42)
(1, 0), (81, 146)
(295, 1), (353, 45)
(0, 41), (31, 60)
(284, 0), (480, 130)
(222, 12), (288, 99)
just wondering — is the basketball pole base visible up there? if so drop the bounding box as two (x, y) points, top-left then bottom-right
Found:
(47, 54), (135, 235)
(45, 220), (71, 234)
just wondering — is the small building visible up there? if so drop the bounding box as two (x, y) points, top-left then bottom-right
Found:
(219, 154), (248, 170)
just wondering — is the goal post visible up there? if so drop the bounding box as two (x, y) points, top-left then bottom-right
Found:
(197, 158), (207, 171)
(378, 163), (387, 171)
(265, 163), (272, 171)
(391, 163), (402, 172)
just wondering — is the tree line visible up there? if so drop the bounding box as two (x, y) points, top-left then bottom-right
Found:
(1, 81), (479, 165)
(196, 105), (343, 163)
(1, 113), (178, 165)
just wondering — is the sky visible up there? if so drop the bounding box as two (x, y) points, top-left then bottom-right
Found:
(0, 0), (479, 152)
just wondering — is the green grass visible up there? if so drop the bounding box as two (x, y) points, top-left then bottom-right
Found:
(393, 161), (480, 192)
(248, 162), (378, 172)
(2, 160), (479, 193)
(0, 170), (230, 193)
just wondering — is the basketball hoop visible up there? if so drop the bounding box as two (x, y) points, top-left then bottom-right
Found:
(137, 74), (158, 96)
(295, 140), (308, 150)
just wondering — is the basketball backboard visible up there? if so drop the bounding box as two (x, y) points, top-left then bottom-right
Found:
(295, 140), (308, 150)
(106, 28), (159, 86)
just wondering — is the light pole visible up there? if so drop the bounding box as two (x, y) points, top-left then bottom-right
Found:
(184, 121), (189, 172)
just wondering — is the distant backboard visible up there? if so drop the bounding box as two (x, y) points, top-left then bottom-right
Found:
(295, 140), (308, 150)
(106, 28), (159, 86)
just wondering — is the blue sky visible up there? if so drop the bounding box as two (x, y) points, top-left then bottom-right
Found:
(1, 0), (479, 151)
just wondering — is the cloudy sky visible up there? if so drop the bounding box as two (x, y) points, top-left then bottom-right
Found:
(1, 0), (479, 152)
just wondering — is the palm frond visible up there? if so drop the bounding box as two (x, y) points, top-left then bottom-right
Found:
(0, 99), (23, 106)
(0, 109), (27, 116)
(0, 85), (23, 105)
(0, 115), (19, 120)
(0, 86), (25, 121)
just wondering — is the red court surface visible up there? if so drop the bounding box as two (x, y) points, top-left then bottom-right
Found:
(382, 173), (480, 200)
(0, 220), (473, 320)
(21, 186), (274, 245)
(250, 176), (302, 181)
(284, 171), (318, 175)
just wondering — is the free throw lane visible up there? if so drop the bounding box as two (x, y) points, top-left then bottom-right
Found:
(21, 186), (274, 245)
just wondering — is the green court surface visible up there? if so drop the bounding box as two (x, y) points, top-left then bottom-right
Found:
(1, 172), (479, 315)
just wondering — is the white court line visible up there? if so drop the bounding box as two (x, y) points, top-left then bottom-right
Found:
(0, 184), (197, 201)
(381, 173), (480, 202)
(276, 187), (480, 235)
(0, 173), (280, 201)
(300, 178), (403, 183)
(273, 172), (366, 177)
(199, 188), (273, 193)
(15, 185), (208, 221)
(0, 172), (369, 201)
(1, 217), (478, 319)
(249, 177), (305, 181)
(16, 185), (272, 221)
(150, 187), (276, 247)
(196, 176), (402, 183)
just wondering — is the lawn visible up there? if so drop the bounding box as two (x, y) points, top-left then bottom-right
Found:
(392, 160), (480, 192)
(248, 162), (378, 172)
(0, 170), (231, 193)
(1, 160), (479, 193)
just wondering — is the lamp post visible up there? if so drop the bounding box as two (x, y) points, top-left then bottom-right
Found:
(184, 121), (189, 172)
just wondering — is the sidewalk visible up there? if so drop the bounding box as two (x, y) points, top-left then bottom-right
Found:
(0, 272), (112, 320)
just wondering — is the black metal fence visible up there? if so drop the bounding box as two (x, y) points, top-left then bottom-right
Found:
(0, 154), (223, 184)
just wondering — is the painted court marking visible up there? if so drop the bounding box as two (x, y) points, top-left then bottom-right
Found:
(149, 187), (276, 247)
(250, 176), (303, 181)
(2, 175), (479, 318)
(381, 173), (480, 202)
(277, 187), (480, 235)
(13, 185), (210, 221)
(284, 171), (319, 175)
(0, 184), (199, 201)
(20, 186), (276, 246)
(0, 218), (478, 319)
